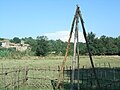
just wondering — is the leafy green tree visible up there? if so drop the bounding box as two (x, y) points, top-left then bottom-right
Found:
(48, 40), (56, 53)
(22, 37), (37, 52)
(94, 38), (104, 55)
(116, 36), (120, 55)
(0, 38), (4, 40)
(87, 32), (96, 55)
(0, 42), (2, 46)
(99, 35), (107, 55)
(54, 39), (65, 55)
(35, 36), (49, 56)
(79, 42), (87, 55)
(10, 37), (21, 43)
(105, 37), (118, 55)
(67, 42), (74, 55)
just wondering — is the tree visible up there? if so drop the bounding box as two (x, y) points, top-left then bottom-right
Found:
(0, 42), (2, 46)
(54, 39), (65, 55)
(87, 32), (96, 55)
(35, 36), (49, 56)
(99, 35), (107, 55)
(94, 38), (105, 55)
(105, 37), (118, 55)
(48, 40), (56, 53)
(22, 37), (37, 52)
(79, 42), (87, 55)
(10, 37), (21, 43)
(116, 36), (120, 55)
(0, 38), (4, 40)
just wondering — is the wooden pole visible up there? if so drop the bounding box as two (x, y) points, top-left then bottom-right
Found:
(76, 10), (80, 90)
(55, 13), (76, 90)
(77, 6), (101, 89)
(70, 22), (77, 90)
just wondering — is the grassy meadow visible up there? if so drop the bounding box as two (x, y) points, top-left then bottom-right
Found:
(0, 55), (120, 90)
(0, 55), (120, 68)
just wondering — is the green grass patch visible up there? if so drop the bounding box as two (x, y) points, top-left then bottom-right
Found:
(0, 56), (120, 90)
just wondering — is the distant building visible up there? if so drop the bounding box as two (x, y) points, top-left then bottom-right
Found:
(0, 40), (9, 48)
(0, 40), (30, 51)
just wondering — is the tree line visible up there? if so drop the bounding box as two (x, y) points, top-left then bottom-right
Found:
(1, 32), (120, 56)
(22, 32), (120, 56)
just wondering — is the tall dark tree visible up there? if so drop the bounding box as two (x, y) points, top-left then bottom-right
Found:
(0, 42), (2, 46)
(35, 36), (49, 56)
(0, 38), (4, 40)
(10, 37), (21, 43)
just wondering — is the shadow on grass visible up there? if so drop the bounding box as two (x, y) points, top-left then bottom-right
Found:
(52, 67), (120, 90)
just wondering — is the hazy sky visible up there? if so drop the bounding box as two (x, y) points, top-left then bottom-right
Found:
(0, 0), (120, 41)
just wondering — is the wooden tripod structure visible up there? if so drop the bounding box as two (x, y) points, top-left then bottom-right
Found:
(55, 5), (100, 90)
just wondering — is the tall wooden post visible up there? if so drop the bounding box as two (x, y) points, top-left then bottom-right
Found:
(70, 20), (77, 90)
(76, 10), (80, 90)
(77, 6), (101, 89)
(55, 14), (76, 90)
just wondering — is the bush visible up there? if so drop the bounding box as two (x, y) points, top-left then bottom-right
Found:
(0, 48), (34, 59)
(0, 48), (10, 57)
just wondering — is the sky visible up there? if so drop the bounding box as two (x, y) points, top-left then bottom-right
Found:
(0, 0), (120, 42)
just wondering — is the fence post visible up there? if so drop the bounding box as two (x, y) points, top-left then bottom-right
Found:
(17, 69), (20, 90)
(86, 68), (88, 88)
(23, 66), (28, 84)
(99, 63), (101, 67)
(1, 63), (4, 84)
(104, 67), (106, 79)
(113, 68), (116, 81)
(62, 67), (65, 89)
(5, 71), (7, 90)
(66, 65), (68, 77)
(90, 73), (93, 90)
(13, 68), (16, 90)
(11, 68), (13, 90)
(1, 64), (3, 88)
(108, 62), (111, 68)
(95, 63), (97, 68)
(58, 65), (60, 72)
(82, 66), (84, 85)
(70, 66), (72, 84)
(104, 63), (106, 68)
(49, 66), (50, 71)
(66, 65), (69, 83)
(45, 67), (47, 87)
(1, 64), (7, 90)
(25, 66), (28, 82)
